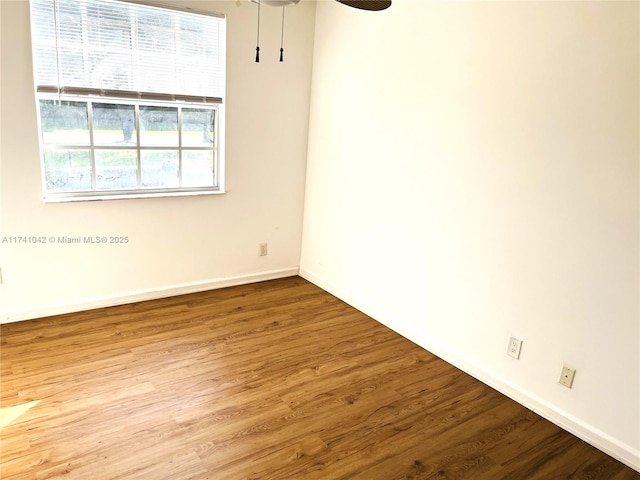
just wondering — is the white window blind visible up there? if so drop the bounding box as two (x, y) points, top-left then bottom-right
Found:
(30, 0), (226, 103)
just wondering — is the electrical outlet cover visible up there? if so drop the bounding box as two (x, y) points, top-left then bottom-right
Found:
(507, 336), (522, 359)
(559, 366), (576, 388)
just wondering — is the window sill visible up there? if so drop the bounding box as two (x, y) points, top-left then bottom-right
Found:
(43, 189), (226, 203)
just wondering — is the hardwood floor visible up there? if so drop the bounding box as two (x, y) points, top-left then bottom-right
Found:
(1, 276), (638, 479)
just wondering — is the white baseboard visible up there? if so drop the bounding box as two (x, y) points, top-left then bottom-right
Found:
(299, 268), (640, 473)
(1, 268), (299, 324)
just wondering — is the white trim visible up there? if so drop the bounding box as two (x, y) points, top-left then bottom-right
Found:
(43, 189), (226, 203)
(119, 0), (226, 19)
(299, 268), (640, 473)
(1, 268), (298, 324)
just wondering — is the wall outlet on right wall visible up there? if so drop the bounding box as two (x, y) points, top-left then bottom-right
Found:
(506, 336), (522, 359)
(559, 365), (576, 388)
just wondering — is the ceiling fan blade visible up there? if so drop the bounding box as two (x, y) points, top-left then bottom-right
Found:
(335, 0), (392, 11)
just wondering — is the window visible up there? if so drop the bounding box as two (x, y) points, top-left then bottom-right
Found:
(30, 0), (226, 201)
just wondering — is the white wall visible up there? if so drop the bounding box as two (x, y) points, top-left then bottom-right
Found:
(301, 0), (639, 470)
(0, 0), (316, 320)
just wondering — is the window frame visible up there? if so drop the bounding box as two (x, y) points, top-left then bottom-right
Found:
(36, 93), (225, 202)
(29, 0), (226, 202)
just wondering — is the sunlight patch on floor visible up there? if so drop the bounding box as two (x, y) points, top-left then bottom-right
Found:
(0, 400), (40, 428)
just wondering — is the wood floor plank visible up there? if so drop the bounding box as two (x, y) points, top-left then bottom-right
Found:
(1, 276), (638, 479)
